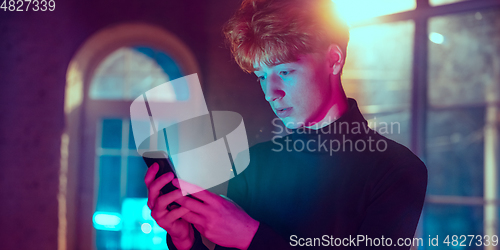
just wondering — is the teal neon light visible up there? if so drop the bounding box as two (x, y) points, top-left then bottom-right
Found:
(93, 212), (122, 231)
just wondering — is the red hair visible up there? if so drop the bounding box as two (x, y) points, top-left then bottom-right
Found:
(223, 0), (350, 73)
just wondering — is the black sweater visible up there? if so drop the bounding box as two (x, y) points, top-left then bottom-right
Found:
(167, 98), (428, 249)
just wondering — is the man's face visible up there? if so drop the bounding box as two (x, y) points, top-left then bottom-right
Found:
(253, 53), (334, 129)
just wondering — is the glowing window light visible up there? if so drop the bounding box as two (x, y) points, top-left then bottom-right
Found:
(332, 0), (416, 25)
(142, 203), (153, 220)
(93, 212), (122, 231)
(152, 236), (163, 245)
(121, 198), (167, 249)
(429, 32), (445, 44)
(141, 223), (153, 234)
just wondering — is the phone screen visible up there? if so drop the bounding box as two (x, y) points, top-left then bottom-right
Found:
(142, 151), (178, 196)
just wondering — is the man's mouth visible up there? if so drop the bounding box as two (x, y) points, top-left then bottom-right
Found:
(276, 107), (293, 118)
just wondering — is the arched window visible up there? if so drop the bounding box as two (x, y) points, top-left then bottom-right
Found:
(90, 46), (185, 250)
(89, 47), (182, 101)
(63, 23), (200, 250)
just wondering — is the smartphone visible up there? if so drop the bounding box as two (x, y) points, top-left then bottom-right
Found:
(143, 150), (203, 208)
(142, 151), (180, 209)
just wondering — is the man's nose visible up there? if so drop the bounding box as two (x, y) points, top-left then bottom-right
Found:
(264, 74), (285, 102)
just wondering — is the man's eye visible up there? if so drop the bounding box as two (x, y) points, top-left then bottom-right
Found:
(280, 71), (290, 76)
(257, 76), (266, 82)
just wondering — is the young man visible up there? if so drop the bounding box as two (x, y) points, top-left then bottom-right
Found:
(144, 0), (428, 249)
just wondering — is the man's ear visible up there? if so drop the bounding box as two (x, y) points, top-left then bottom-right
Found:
(327, 44), (345, 76)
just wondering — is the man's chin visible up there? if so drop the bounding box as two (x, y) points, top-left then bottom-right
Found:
(279, 117), (305, 129)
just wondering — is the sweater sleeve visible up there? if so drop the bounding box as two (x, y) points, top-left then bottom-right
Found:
(166, 225), (209, 250)
(246, 222), (294, 249)
(211, 222), (293, 250)
(353, 158), (428, 249)
(219, 157), (296, 250)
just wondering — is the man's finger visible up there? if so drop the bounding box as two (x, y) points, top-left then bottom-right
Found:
(181, 211), (205, 226)
(155, 189), (184, 210)
(144, 162), (159, 187)
(163, 207), (191, 225)
(175, 196), (208, 214)
(172, 178), (217, 204)
(151, 204), (169, 221)
(149, 172), (175, 193)
(147, 172), (175, 209)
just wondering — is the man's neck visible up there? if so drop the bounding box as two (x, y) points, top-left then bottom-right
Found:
(305, 83), (349, 130)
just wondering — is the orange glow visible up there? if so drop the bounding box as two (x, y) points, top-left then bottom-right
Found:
(430, 0), (468, 6)
(332, 0), (416, 25)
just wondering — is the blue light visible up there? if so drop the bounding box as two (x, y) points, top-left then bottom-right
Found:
(141, 223), (152, 234)
(93, 212), (122, 231)
(429, 32), (444, 44)
(142, 203), (153, 220)
(152, 236), (163, 245)
(121, 198), (168, 249)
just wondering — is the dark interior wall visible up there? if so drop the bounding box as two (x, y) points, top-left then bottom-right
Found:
(0, 0), (276, 249)
(0, 2), (77, 249)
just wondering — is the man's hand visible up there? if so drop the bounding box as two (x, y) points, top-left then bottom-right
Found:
(144, 163), (194, 250)
(172, 178), (260, 250)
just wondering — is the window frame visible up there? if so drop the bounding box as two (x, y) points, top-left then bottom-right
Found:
(63, 23), (200, 250)
(348, 0), (500, 246)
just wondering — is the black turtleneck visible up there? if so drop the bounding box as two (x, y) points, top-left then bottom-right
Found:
(167, 98), (427, 249)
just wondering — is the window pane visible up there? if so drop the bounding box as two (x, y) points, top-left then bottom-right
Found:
(128, 121), (139, 150)
(428, 9), (500, 107)
(343, 21), (414, 109)
(90, 75), (126, 100)
(424, 204), (483, 242)
(129, 47), (156, 72)
(126, 156), (148, 198)
(90, 47), (182, 101)
(126, 75), (155, 99)
(96, 230), (120, 250)
(156, 51), (183, 80)
(96, 155), (122, 212)
(98, 48), (126, 74)
(101, 119), (123, 149)
(364, 112), (411, 148)
(426, 107), (485, 196)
